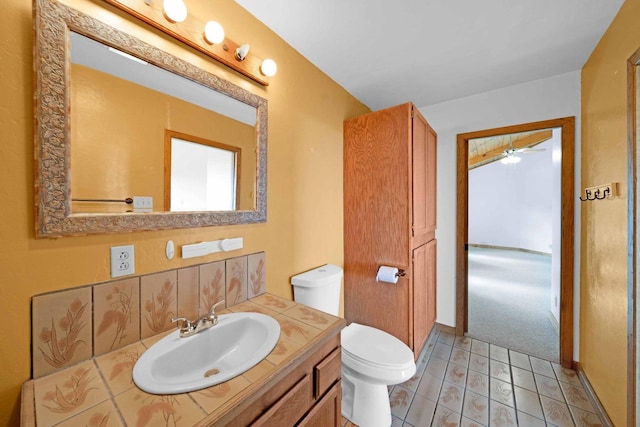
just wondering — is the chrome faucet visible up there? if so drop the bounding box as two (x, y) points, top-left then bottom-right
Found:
(171, 300), (225, 338)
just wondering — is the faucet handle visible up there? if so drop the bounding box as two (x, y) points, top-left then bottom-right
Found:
(171, 317), (192, 331)
(210, 300), (226, 316)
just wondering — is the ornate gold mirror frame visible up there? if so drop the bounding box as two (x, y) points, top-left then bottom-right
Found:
(33, 0), (267, 237)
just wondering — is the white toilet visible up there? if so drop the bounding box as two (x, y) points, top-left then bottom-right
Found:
(291, 264), (416, 427)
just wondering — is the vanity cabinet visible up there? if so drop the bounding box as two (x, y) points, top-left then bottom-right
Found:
(214, 332), (342, 427)
(344, 102), (437, 354)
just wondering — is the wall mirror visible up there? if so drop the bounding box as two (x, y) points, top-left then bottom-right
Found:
(34, 0), (267, 237)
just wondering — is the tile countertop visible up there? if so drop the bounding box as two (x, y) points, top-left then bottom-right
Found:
(21, 293), (345, 427)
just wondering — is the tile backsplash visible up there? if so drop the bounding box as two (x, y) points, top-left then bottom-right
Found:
(31, 252), (266, 379)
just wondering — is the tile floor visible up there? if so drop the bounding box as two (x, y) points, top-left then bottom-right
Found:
(342, 328), (604, 427)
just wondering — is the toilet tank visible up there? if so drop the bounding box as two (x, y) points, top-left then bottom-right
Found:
(291, 264), (343, 316)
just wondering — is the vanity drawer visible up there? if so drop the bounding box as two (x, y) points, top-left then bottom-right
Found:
(314, 348), (341, 399)
(251, 374), (313, 427)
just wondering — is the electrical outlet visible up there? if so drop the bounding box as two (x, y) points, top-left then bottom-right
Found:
(111, 245), (135, 277)
(133, 196), (153, 212)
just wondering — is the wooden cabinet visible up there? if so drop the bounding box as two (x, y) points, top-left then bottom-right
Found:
(215, 332), (342, 427)
(344, 102), (437, 354)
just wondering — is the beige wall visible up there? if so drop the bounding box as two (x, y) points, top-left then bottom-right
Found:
(580, 0), (640, 424)
(0, 0), (368, 424)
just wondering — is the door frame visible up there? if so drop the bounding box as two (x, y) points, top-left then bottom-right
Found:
(456, 117), (575, 368)
(626, 46), (640, 427)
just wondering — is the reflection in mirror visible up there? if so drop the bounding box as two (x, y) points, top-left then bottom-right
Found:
(70, 32), (257, 214)
(167, 131), (249, 212)
(33, 0), (267, 237)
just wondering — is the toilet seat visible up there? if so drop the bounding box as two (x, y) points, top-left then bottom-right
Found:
(341, 323), (415, 370)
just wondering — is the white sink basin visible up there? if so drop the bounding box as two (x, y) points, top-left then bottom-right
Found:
(133, 312), (280, 394)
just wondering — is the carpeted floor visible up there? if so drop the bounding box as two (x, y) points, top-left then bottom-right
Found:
(467, 246), (559, 362)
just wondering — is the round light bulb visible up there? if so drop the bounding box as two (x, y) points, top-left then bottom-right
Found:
(204, 21), (225, 44)
(163, 0), (187, 23)
(261, 58), (277, 77)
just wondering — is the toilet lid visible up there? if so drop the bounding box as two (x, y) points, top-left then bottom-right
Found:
(341, 323), (414, 368)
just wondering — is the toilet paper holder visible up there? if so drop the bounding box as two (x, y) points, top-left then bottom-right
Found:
(376, 265), (406, 284)
(376, 266), (406, 277)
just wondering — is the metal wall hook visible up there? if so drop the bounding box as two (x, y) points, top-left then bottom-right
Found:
(579, 183), (616, 202)
(595, 188), (610, 199)
(579, 189), (594, 201)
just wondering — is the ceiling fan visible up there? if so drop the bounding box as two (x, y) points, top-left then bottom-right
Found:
(500, 137), (545, 164)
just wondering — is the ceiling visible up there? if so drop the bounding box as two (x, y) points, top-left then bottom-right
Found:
(235, 0), (624, 111)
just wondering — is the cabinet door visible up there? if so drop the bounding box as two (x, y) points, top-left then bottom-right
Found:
(426, 239), (437, 330)
(412, 239), (437, 354)
(412, 243), (429, 353)
(412, 109), (437, 246)
(298, 381), (341, 427)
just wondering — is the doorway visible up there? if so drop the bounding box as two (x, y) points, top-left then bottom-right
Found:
(456, 117), (575, 368)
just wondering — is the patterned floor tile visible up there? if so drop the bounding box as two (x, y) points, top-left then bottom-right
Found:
(388, 328), (607, 427)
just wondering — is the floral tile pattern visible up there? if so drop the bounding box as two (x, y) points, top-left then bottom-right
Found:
(247, 252), (266, 298)
(199, 261), (226, 314)
(94, 342), (147, 396)
(251, 293), (297, 313)
(266, 337), (304, 365)
(31, 254), (266, 374)
(242, 359), (277, 383)
(55, 399), (124, 427)
(32, 287), (93, 378)
(385, 328), (607, 427)
(389, 385), (413, 419)
(227, 300), (279, 317)
(93, 278), (140, 356)
(140, 271), (177, 339)
(33, 360), (110, 426)
(226, 256), (248, 306)
(114, 387), (206, 427)
(274, 315), (323, 346)
(190, 375), (251, 413)
(283, 303), (336, 328)
(26, 292), (346, 427)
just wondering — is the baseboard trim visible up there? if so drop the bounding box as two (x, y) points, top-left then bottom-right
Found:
(574, 362), (614, 427)
(436, 322), (456, 335)
(468, 243), (552, 257)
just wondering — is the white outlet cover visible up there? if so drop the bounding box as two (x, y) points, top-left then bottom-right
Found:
(111, 245), (135, 277)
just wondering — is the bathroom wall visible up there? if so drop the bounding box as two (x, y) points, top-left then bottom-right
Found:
(0, 0), (369, 424)
(580, 0), (640, 423)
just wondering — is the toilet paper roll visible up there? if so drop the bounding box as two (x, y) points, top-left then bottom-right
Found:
(376, 266), (399, 284)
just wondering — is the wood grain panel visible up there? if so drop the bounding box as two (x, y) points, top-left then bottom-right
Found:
(314, 348), (341, 399)
(344, 103), (412, 344)
(251, 375), (313, 426)
(426, 239), (437, 332)
(298, 382), (341, 427)
(412, 243), (428, 354)
(411, 111), (438, 248)
(412, 112), (428, 241)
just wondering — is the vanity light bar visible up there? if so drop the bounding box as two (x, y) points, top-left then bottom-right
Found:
(101, 0), (275, 85)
